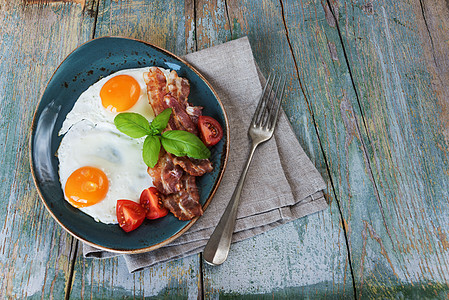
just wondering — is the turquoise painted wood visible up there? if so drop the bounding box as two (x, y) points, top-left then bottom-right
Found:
(1, 0), (449, 298)
(70, 243), (201, 299)
(0, 1), (96, 298)
(329, 0), (449, 297)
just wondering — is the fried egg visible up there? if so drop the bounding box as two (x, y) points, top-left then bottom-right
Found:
(60, 67), (170, 134)
(58, 67), (169, 224)
(58, 120), (152, 223)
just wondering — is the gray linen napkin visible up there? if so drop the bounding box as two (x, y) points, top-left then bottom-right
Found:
(83, 36), (327, 273)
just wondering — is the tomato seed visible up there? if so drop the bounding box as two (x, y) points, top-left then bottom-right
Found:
(207, 123), (217, 136)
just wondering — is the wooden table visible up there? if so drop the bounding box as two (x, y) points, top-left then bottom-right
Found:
(2, 0), (449, 298)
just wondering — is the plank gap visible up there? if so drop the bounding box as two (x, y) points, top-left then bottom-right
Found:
(193, 0), (198, 51)
(324, 0), (392, 234)
(418, 0), (439, 67)
(279, 0), (358, 297)
(199, 253), (204, 300)
(90, 0), (100, 39)
(65, 238), (79, 300)
(324, 0), (401, 297)
(223, 0), (233, 38)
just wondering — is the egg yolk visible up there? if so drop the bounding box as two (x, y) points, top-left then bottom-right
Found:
(65, 166), (109, 208)
(100, 75), (141, 112)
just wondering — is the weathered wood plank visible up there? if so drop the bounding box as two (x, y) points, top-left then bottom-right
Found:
(197, 0), (354, 298)
(417, 0), (449, 145)
(70, 243), (201, 299)
(0, 0), (96, 298)
(327, 0), (449, 297)
(196, 0), (232, 48)
(68, 1), (202, 298)
(94, 0), (195, 54)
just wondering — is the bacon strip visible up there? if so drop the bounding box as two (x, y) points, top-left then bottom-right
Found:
(172, 156), (213, 176)
(162, 175), (203, 221)
(167, 70), (190, 104)
(147, 151), (183, 194)
(185, 104), (203, 125)
(144, 68), (212, 221)
(144, 67), (168, 115)
(164, 94), (199, 135)
(166, 70), (203, 129)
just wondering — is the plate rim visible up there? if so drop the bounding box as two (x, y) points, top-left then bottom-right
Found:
(29, 36), (230, 254)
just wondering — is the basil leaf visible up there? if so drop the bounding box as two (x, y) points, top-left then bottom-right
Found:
(114, 113), (151, 138)
(150, 108), (172, 134)
(143, 135), (161, 168)
(161, 130), (210, 159)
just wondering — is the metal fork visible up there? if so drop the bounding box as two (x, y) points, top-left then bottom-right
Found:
(203, 74), (286, 266)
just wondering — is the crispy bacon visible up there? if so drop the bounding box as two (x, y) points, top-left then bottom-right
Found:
(145, 68), (213, 221)
(144, 67), (168, 115)
(166, 70), (203, 126)
(185, 104), (203, 125)
(162, 175), (203, 221)
(148, 151), (183, 194)
(167, 70), (190, 104)
(164, 94), (199, 135)
(172, 155), (213, 176)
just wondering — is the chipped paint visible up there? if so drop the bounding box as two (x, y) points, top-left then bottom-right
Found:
(437, 227), (449, 251)
(302, 114), (316, 161)
(361, 2), (374, 15)
(196, 0), (231, 49)
(204, 214), (350, 296)
(328, 41), (339, 61)
(24, 0), (85, 7)
(70, 253), (200, 298)
(322, 0), (337, 27)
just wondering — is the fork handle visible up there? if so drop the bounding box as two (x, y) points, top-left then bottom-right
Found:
(203, 142), (259, 266)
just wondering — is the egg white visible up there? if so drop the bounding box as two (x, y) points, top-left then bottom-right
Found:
(57, 67), (170, 224)
(59, 67), (170, 135)
(58, 120), (152, 224)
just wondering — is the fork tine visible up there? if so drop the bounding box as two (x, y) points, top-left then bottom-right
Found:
(251, 73), (273, 126)
(268, 77), (286, 130)
(263, 75), (283, 128)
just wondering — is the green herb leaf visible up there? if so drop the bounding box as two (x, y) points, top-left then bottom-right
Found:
(161, 130), (210, 159)
(143, 135), (161, 168)
(114, 113), (151, 138)
(150, 108), (172, 134)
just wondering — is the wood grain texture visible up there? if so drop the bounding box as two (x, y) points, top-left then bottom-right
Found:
(67, 1), (202, 298)
(328, 0), (449, 297)
(94, 0), (195, 55)
(416, 0), (449, 145)
(70, 243), (201, 299)
(196, 0), (232, 48)
(24, 0), (86, 6)
(196, 0), (354, 298)
(0, 0), (96, 298)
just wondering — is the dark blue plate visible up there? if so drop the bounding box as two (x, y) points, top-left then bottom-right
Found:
(29, 37), (229, 253)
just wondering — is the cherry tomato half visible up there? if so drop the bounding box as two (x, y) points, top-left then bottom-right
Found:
(116, 200), (146, 232)
(140, 187), (169, 220)
(198, 116), (223, 147)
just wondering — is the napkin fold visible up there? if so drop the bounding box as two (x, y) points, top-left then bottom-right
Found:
(84, 37), (327, 273)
